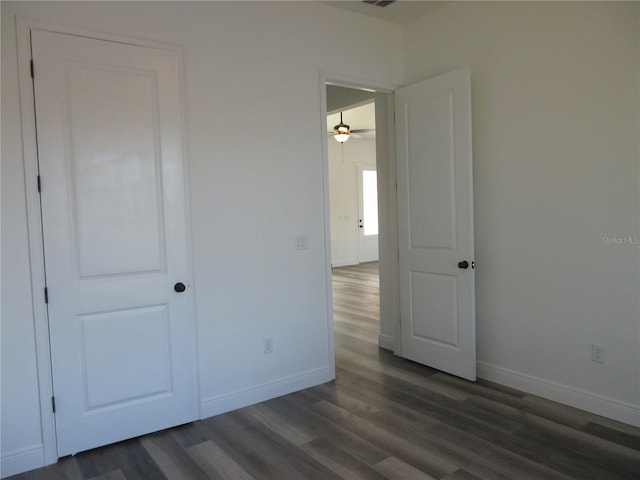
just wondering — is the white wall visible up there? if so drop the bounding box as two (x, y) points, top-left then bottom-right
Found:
(326, 85), (377, 114)
(3, 1), (640, 476)
(328, 138), (377, 266)
(0, 1), (403, 476)
(400, 2), (640, 421)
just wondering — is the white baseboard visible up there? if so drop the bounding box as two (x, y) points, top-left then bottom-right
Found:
(200, 367), (333, 419)
(477, 361), (640, 427)
(378, 334), (394, 350)
(1, 444), (44, 479)
(331, 259), (358, 268)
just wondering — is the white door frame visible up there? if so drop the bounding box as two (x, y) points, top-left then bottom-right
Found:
(319, 72), (401, 377)
(16, 18), (198, 466)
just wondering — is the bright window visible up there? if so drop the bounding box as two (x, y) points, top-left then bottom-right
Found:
(362, 170), (378, 236)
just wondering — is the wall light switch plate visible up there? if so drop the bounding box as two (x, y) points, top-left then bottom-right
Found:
(296, 234), (309, 250)
(591, 343), (605, 364)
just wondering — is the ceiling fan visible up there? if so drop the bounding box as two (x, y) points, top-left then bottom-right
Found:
(329, 112), (375, 143)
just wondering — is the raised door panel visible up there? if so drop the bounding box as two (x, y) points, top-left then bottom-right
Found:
(406, 93), (457, 251)
(67, 65), (166, 278)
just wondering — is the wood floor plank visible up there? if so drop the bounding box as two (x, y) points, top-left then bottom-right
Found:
(86, 471), (126, 480)
(580, 421), (640, 451)
(442, 470), (486, 480)
(74, 439), (168, 480)
(301, 438), (390, 480)
(10, 456), (84, 480)
(372, 456), (438, 480)
(321, 383), (568, 480)
(311, 399), (460, 478)
(139, 432), (209, 480)
(187, 440), (254, 480)
(521, 394), (640, 434)
(334, 326), (379, 345)
(423, 420), (576, 480)
(242, 403), (317, 446)
(511, 422), (640, 479)
(201, 413), (344, 480)
(334, 365), (522, 437)
(522, 409), (640, 465)
(264, 394), (391, 466)
(336, 348), (469, 401)
(303, 383), (381, 417)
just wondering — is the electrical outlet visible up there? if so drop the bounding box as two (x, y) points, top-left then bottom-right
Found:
(263, 338), (273, 354)
(591, 344), (605, 364)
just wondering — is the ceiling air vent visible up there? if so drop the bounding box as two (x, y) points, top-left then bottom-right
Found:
(363, 0), (396, 7)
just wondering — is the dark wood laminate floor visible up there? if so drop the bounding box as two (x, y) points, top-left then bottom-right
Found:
(10, 262), (640, 479)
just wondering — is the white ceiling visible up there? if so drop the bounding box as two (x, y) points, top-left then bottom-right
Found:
(327, 101), (376, 140)
(322, 1), (446, 24)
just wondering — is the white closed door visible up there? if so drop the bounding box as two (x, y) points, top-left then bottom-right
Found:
(31, 29), (198, 456)
(356, 164), (379, 263)
(395, 68), (476, 381)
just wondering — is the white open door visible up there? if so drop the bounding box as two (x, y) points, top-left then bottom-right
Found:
(31, 29), (198, 455)
(356, 164), (379, 263)
(395, 68), (476, 380)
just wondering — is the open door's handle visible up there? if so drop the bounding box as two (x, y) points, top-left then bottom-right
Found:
(457, 261), (476, 270)
(359, 219), (363, 228)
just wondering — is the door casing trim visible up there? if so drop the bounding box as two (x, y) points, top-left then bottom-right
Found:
(319, 72), (401, 378)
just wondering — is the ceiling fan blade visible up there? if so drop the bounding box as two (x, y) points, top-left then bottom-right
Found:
(327, 131), (362, 139)
(351, 128), (375, 134)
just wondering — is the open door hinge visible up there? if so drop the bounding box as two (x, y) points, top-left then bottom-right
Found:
(30, 59), (34, 79)
(52, 396), (56, 413)
(44, 287), (49, 304)
(37, 175), (41, 193)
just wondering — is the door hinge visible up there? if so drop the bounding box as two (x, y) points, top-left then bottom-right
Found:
(44, 287), (49, 304)
(37, 175), (42, 193)
(52, 396), (56, 413)
(30, 59), (34, 79)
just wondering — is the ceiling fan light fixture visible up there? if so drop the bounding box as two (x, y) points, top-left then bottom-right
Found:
(333, 112), (351, 143)
(333, 125), (350, 143)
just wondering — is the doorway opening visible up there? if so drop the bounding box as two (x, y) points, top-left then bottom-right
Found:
(325, 84), (385, 369)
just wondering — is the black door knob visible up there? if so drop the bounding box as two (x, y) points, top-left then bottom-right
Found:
(458, 261), (469, 269)
(174, 282), (186, 293)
